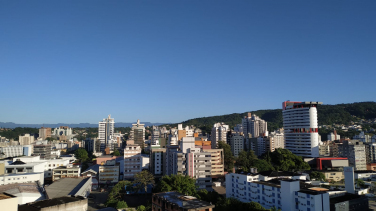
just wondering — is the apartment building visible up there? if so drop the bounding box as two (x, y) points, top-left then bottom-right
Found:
(353, 131), (371, 143)
(152, 192), (215, 211)
(202, 149), (224, 176)
(99, 160), (119, 185)
(38, 127), (51, 140)
(230, 134), (244, 157)
(282, 101), (322, 157)
(98, 115), (115, 151)
(150, 146), (166, 177)
(338, 140), (367, 170)
(52, 164), (80, 181)
(19, 134), (35, 145)
(242, 113), (268, 138)
(226, 173), (329, 210)
(123, 141), (142, 179)
(327, 131), (340, 141)
(129, 120), (145, 147)
(211, 122), (229, 149)
(32, 144), (52, 160)
(0, 146), (24, 158)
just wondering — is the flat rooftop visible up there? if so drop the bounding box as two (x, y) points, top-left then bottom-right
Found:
(330, 193), (365, 204)
(0, 183), (42, 195)
(154, 192), (215, 210)
(46, 178), (90, 199)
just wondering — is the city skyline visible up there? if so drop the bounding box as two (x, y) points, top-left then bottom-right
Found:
(1, 1), (375, 124)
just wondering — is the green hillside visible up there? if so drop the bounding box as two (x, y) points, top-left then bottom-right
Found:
(171, 102), (376, 132)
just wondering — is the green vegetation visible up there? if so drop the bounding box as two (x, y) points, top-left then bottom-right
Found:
(113, 149), (121, 156)
(218, 141), (235, 172)
(116, 200), (128, 209)
(105, 181), (132, 208)
(261, 148), (310, 172)
(356, 179), (366, 188)
(136, 205), (146, 211)
(310, 171), (326, 181)
(133, 170), (155, 194)
(161, 102), (376, 134)
(236, 150), (274, 172)
(74, 148), (88, 162)
(0, 127), (38, 140)
(154, 174), (197, 196)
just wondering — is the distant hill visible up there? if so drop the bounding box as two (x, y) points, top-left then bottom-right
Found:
(0, 122), (167, 129)
(167, 102), (376, 132)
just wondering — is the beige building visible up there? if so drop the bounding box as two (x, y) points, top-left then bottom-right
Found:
(202, 149), (224, 176)
(38, 127), (51, 140)
(124, 141), (142, 179)
(19, 134), (35, 145)
(0, 193), (18, 211)
(321, 170), (344, 182)
(129, 120), (145, 147)
(52, 164), (80, 181)
(99, 160), (119, 185)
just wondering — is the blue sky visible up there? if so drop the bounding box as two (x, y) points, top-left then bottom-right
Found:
(1, 0), (375, 124)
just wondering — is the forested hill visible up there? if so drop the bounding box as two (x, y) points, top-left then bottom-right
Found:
(174, 102), (376, 131)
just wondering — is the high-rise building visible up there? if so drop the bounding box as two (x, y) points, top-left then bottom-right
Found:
(19, 134), (35, 145)
(150, 146), (166, 177)
(38, 127), (51, 140)
(230, 134), (244, 157)
(123, 141), (142, 179)
(327, 130), (340, 141)
(33, 144), (52, 160)
(282, 101), (322, 157)
(242, 113), (267, 138)
(151, 126), (160, 145)
(129, 120), (145, 147)
(338, 140), (367, 170)
(353, 131), (371, 143)
(211, 123), (229, 149)
(98, 115), (115, 152)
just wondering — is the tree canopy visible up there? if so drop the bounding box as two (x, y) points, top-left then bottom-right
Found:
(310, 171), (326, 182)
(105, 181), (132, 208)
(154, 174), (197, 196)
(236, 150), (274, 173)
(134, 170), (155, 194)
(218, 141), (235, 172)
(113, 149), (121, 156)
(74, 148), (88, 162)
(262, 148), (310, 172)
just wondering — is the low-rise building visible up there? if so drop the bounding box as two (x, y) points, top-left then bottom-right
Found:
(0, 193), (18, 211)
(46, 177), (92, 199)
(0, 145), (24, 158)
(18, 196), (88, 211)
(354, 170), (376, 181)
(0, 183), (45, 204)
(0, 172), (44, 186)
(320, 170), (344, 182)
(124, 141), (142, 179)
(52, 164), (80, 181)
(99, 160), (119, 185)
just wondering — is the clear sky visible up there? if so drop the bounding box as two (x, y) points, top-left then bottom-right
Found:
(1, 0), (375, 124)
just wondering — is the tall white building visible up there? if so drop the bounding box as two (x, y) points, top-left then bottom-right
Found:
(151, 126), (160, 145)
(123, 141), (142, 179)
(242, 113), (267, 138)
(211, 123), (229, 149)
(98, 115), (115, 152)
(282, 101), (322, 158)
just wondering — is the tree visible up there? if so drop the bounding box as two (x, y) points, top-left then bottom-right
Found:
(137, 205), (146, 211)
(134, 170), (155, 194)
(105, 181), (132, 207)
(74, 148), (88, 162)
(264, 148), (310, 172)
(116, 200), (128, 209)
(154, 174), (197, 196)
(113, 149), (121, 156)
(218, 141), (235, 172)
(356, 179), (366, 188)
(236, 150), (274, 173)
(310, 171), (326, 182)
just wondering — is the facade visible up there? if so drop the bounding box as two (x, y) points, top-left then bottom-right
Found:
(242, 113), (267, 138)
(353, 131), (371, 143)
(226, 173), (329, 211)
(230, 134), (244, 157)
(52, 164), (80, 181)
(123, 141), (142, 179)
(98, 115), (115, 152)
(98, 160), (119, 185)
(129, 119), (145, 147)
(38, 127), (51, 140)
(32, 144), (52, 160)
(338, 140), (367, 170)
(0, 172), (44, 185)
(268, 130), (285, 151)
(282, 101), (322, 158)
(319, 142), (331, 157)
(151, 126), (160, 145)
(327, 131), (340, 141)
(0, 145), (24, 158)
(152, 192), (215, 211)
(320, 170), (344, 182)
(0, 193), (18, 211)
(150, 146), (166, 176)
(19, 134), (35, 145)
(202, 149), (224, 176)
(52, 126), (72, 137)
(211, 122), (229, 149)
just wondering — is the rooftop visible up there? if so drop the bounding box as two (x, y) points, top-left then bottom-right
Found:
(18, 196), (85, 211)
(0, 193), (13, 200)
(330, 193), (366, 204)
(154, 192), (215, 210)
(354, 170), (376, 173)
(46, 177), (90, 199)
(298, 189), (328, 195)
(0, 183), (42, 195)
